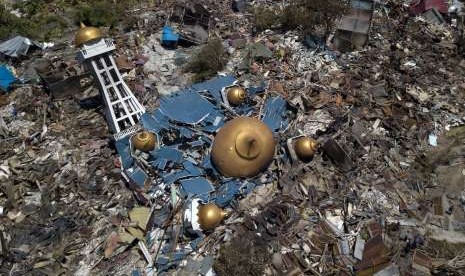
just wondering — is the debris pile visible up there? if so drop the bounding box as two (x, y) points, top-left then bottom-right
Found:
(1, 0), (465, 275)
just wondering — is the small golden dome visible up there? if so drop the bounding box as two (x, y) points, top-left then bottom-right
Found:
(294, 137), (318, 161)
(226, 86), (247, 106)
(211, 117), (275, 177)
(132, 131), (157, 152)
(74, 22), (103, 46)
(198, 203), (227, 231)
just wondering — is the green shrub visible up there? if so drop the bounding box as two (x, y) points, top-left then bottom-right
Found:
(281, 0), (349, 37)
(186, 39), (228, 82)
(252, 6), (281, 32)
(0, 2), (40, 40)
(251, 0), (349, 37)
(0, 0), (137, 41)
(74, 2), (117, 27)
(74, 0), (138, 28)
(1, 1), (66, 40)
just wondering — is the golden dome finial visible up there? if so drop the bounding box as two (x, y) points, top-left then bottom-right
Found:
(132, 131), (157, 152)
(294, 136), (318, 162)
(197, 203), (227, 231)
(74, 23), (103, 46)
(211, 117), (275, 177)
(235, 131), (261, 159)
(226, 86), (247, 106)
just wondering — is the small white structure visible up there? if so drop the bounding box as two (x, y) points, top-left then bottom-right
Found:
(74, 23), (145, 140)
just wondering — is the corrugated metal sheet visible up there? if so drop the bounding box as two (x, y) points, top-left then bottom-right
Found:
(0, 36), (41, 57)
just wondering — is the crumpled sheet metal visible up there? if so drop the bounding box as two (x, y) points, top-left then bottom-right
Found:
(190, 74), (236, 104)
(125, 165), (149, 188)
(215, 179), (245, 207)
(0, 35), (42, 57)
(130, 75), (291, 200)
(114, 75), (293, 272)
(150, 147), (183, 170)
(180, 177), (215, 201)
(159, 91), (221, 125)
(261, 96), (289, 132)
(162, 161), (203, 185)
(303, 109), (334, 136)
(116, 137), (133, 169)
(140, 110), (170, 134)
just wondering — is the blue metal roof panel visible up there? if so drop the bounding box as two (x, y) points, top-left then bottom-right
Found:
(180, 177), (215, 197)
(159, 91), (218, 125)
(190, 75), (236, 103)
(262, 96), (288, 132)
(115, 136), (134, 169)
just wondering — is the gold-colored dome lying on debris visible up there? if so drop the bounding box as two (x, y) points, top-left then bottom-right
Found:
(197, 203), (227, 231)
(294, 137), (318, 161)
(132, 131), (157, 152)
(211, 117), (275, 177)
(74, 22), (103, 46)
(226, 86), (247, 106)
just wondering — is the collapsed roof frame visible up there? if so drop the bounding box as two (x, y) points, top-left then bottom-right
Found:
(165, 3), (212, 45)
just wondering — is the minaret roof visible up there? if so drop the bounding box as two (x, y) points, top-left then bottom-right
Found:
(74, 22), (103, 46)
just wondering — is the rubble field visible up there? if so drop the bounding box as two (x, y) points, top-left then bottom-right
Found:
(1, 0), (465, 275)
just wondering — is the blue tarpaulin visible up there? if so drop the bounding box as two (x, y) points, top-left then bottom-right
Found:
(0, 65), (15, 91)
(161, 26), (180, 47)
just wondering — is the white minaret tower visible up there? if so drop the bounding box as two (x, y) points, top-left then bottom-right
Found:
(74, 23), (145, 140)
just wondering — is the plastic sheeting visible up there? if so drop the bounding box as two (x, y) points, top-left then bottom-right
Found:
(0, 65), (15, 90)
(161, 26), (180, 48)
(0, 36), (42, 58)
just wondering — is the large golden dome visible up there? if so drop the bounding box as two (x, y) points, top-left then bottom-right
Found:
(74, 22), (103, 46)
(211, 117), (275, 177)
